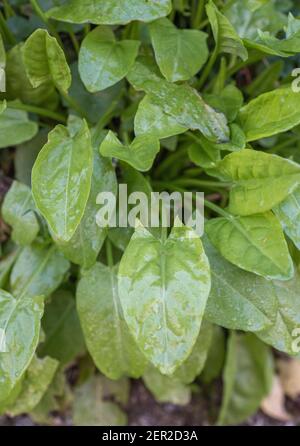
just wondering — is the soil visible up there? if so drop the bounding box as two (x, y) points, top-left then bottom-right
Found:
(0, 380), (298, 427)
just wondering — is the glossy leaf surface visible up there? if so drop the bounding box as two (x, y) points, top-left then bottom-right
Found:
(32, 120), (93, 242)
(118, 224), (211, 375)
(79, 26), (139, 92)
(206, 212), (293, 281)
(2, 181), (39, 246)
(0, 290), (44, 402)
(77, 262), (147, 380)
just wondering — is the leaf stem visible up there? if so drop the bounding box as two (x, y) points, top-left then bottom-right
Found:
(196, 46), (219, 90)
(154, 147), (188, 178)
(203, 199), (231, 218)
(68, 30), (80, 55)
(59, 89), (90, 122)
(0, 11), (16, 44)
(30, 0), (63, 47)
(152, 181), (230, 218)
(192, 0), (206, 29)
(7, 101), (67, 123)
(3, 0), (15, 18)
(174, 178), (232, 189)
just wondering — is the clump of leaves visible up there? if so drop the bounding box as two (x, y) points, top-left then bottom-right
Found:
(1, 0), (300, 427)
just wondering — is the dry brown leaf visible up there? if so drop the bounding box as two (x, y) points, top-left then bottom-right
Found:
(261, 376), (292, 421)
(278, 358), (300, 399)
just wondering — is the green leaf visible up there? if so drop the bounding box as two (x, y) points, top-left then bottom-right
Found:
(47, 0), (172, 25)
(143, 366), (191, 405)
(118, 224), (211, 375)
(72, 375), (127, 426)
(211, 149), (300, 216)
(149, 18), (208, 82)
(0, 102), (38, 149)
(54, 141), (117, 269)
(0, 290), (44, 402)
(39, 289), (86, 365)
(0, 249), (20, 289)
(14, 130), (48, 187)
(204, 236), (277, 331)
(4, 355), (58, 416)
(100, 130), (160, 172)
(69, 62), (124, 125)
(10, 243), (70, 300)
(172, 320), (213, 384)
(218, 332), (273, 425)
(127, 58), (230, 143)
(2, 181), (39, 246)
(29, 370), (68, 425)
(203, 85), (244, 122)
(206, 0), (248, 61)
(188, 136), (221, 169)
(79, 26), (140, 92)
(224, 0), (285, 40)
(6, 44), (58, 108)
(22, 29), (71, 93)
(134, 95), (187, 139)
(77, 262), (147, 380)
(32, 120), (93, 242)
(245, 13), (300, 57)
(256, 271), (300, 356)
(273, 185), (300, 250)
(201, 326), (226, 384)
(239, 86), (300, 141)
(206, 211), (293, 281)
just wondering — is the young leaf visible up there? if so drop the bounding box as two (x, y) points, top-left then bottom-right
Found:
(22, 29), (71, 93)
(39, 290), (86, 365)
(149, 18), (208, 82)
(10, 243), (70, 300)
(53, 142), (117, 269)
(0, 103), (38, 149)
(212, 149), (300, 216)
(100, 130), (160, 172)
(1, 181), (39, 246)
(32, 120), (93, 242)
(127, 58), (230, 143)
(0, 290), (44, 403)
(4, 355), (58, 417)
(273, 185), (300, 250)
(206, 0), (248, 61)
(239, 86), (300, 141)
(79, 26), (140, 92)
(72, 376), (127, 426)
(47, 0), (172, 25)
(134, 95), (187, 139)
(77, 263), (147, 380)
(218, 333), (274, 425)
(206, 211), (294, 281)
(118, 224), (211, 375)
